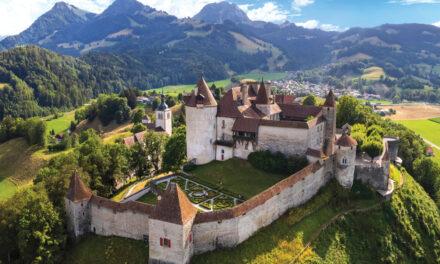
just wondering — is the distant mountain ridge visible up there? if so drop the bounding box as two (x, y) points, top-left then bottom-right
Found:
(1, 1), (440, 88)
(193, 1), (251, 24)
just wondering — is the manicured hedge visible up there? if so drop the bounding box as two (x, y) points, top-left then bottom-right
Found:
(248, 150), (308, 175)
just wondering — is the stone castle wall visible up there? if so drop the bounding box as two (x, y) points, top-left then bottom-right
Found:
(191, 159), (333, 255)
(257, 125), (309, 156)
(88, 197), (153, 240)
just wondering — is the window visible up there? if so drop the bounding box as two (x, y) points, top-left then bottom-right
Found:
(158, 113), (163, 120)
(222, 120), (225, 129)
(167, 113), (170, 119)
(342, 157), (348, 165)
(221, 149), (225, 154)
(160, 238), (171, 248)
(143, 235), (149, 243)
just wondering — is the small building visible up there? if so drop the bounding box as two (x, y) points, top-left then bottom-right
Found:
(426, 146), (434, 157)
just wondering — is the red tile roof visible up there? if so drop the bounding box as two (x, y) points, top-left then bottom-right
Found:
(336, 134), (357, 147)
(90, 195), (154, 215)
(255, 80), (270, 104)
(279, 104), (322, 121)
(232, 118), (260, 133)
(306, 148), (325, 158)
(275, 95), (296, 105)
(184, 77), (217, 107)
(151, 183), (197, 225)
(66, 173), (92, 202)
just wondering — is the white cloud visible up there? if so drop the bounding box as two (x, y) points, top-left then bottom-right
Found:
(239, 2), (289, 22)
(296, 19), (345, 31)
(433, 21), (440, 27)
(293, 0), (314, 7)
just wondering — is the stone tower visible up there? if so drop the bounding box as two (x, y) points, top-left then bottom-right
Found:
(149, 183), (197, 264)
(322, 90), (337, 156)
(156, 94), (172, 136)
(65, 173), (92, 238)
(335, 124), (357, 188)
(184, 76), (218, 165)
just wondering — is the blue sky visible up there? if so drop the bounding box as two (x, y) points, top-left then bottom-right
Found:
(1, 0), (440, 36)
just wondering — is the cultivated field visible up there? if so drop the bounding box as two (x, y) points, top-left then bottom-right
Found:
(376, 104), (440, 120)
(151, 72), (287, 96)
(397, 119), (440, 147)
(362, 66), (385, 80)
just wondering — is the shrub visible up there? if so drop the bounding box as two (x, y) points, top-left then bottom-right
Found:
(248, 150), (308, 174)
(131, 123), (146, 134)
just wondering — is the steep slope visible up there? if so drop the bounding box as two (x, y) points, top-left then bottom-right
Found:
(1, 2), (95, 49)
(0, 46), (126, 120)
(193, 1), (251, 24)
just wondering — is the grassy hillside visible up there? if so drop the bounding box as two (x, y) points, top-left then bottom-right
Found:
(193, 168), (440, 263)
(45, 111), (76, 134)
(0, 138), (46, 201)
(361, 66), (385, 80)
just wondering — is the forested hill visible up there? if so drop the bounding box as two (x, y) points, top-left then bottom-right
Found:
(0, 46), (127, 120)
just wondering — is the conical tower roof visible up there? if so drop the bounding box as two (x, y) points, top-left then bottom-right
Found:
(324, 89), (336, 107)
(196, 76), (218, 106)
(255, 79), (270, 104)
(66, 173), (92, 202)
(151, 183), (197, 225)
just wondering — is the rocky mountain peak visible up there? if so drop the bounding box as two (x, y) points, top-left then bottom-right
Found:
(193, 1), (251, 24)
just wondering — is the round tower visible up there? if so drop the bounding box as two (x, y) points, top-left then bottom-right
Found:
(155, 94), (172, 136)
(184, 77), (218, 165)
(335, 124), (357, 188)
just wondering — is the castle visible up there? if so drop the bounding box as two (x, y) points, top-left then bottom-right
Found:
(65, 77), (397, 264)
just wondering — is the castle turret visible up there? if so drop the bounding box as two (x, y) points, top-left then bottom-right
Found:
(156, 94), (172, 136)
(184, 76), (218, 165)
(255, 79), (281, 119)
(335, 124), (357, 188)
(65, 173), (92, 238)
(149, 183), (197, 264)
(322, 90), (336, 156)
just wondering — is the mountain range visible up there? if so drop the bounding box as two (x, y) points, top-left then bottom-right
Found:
(1, 0), (440, 88)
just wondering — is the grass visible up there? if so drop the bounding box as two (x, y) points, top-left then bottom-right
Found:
(310, 170), (440, 264)
(361, 66), (385, 80)
(64, 235), (149, 264)
(0, 138), (46, 201)
(359, 98), (393, 105)
(396, 119), (440, 147)
(430, 117), (440, 124)
(151, 72), (287, 97)
(45, 111), (75, 135)
(188, 158), (289, 199)
(137, 192), (157, 204)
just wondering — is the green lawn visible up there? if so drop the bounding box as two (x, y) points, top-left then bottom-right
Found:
(151, 72), (287, 97)
(45, 111), (75, 134)
(0, 178), (17, 201)
(188, 158), (289, 199)
(396, 119), (440, 147)
(430, 117), (440, 124)
(64, 235), (149, 264)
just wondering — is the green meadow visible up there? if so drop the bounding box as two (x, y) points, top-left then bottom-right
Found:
(396, 119), (440, 147)
(45, 110), (76, 134)
(151, 71), (287, 97)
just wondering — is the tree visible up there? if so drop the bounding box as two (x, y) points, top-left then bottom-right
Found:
(302, 94), (317, 106)
(17, 187), (66, 264)
(413, 157), (440, 198)
(121, 88), (138, 109)
(163, 126), (186, 171)
(362, 139), (383, 161)
(337, 96), (374, 127)
(131, 123), (146, 134)
(132, 109), (144, 124)
(144, 131), (166, 173)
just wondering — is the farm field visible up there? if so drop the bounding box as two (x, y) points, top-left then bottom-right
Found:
(376, 104), (440, 120)
(396, 119), (440, 147)
(151, 72), (287, 96)
(188, 158), (289, 199)
(361, 66), (385, 80)
(45, 110), (75, 134)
